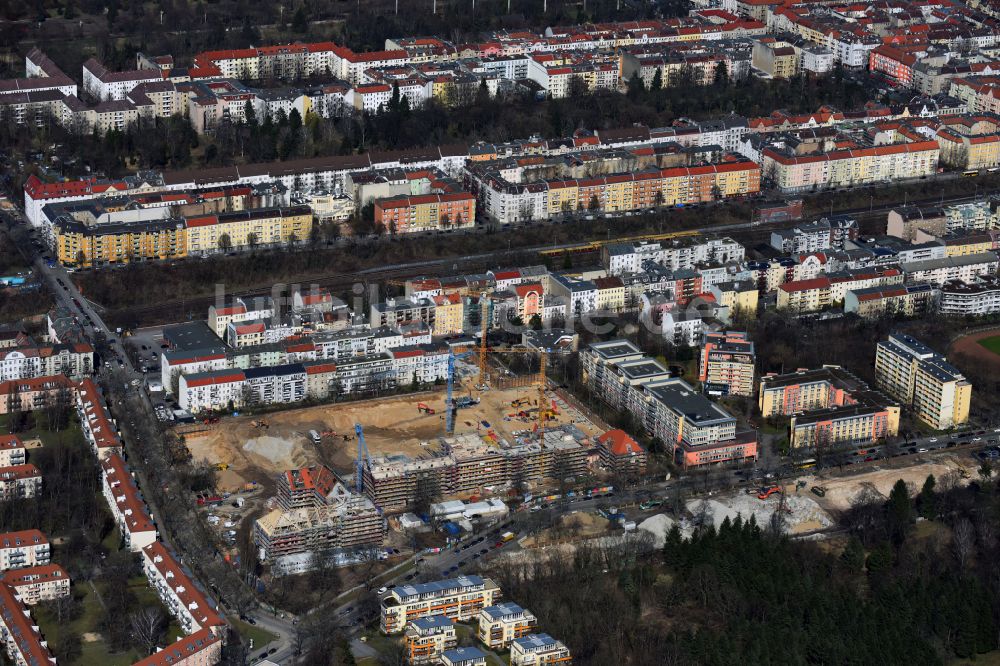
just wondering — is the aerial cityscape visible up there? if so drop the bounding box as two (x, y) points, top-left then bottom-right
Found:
(3, 0), (1000, 663)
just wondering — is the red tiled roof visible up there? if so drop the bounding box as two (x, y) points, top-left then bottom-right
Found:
(597, 429), (645, 457)
(131, 628), (222, 666)
(101, 453), (156, 536)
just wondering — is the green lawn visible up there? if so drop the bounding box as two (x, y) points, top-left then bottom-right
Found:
(33, 577), (185, 666)
(977, 335), (1000, 356)
(0, 414), (83, 448)
(228, 616), (278, 651)
(34, 582), (140, 666)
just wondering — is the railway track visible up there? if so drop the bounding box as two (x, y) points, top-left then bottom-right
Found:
(95, 188), (993, 328)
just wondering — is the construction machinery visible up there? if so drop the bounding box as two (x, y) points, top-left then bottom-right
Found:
(445, 343), (568, 435)
(354, 423), (373, 495)
(214, 463), (229, 471)
(250, 420), (269, 430)
(417, 402), (436, 415)
(757, 486), (782, 500)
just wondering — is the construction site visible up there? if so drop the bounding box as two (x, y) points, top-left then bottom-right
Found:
(180, 348), (607, 512)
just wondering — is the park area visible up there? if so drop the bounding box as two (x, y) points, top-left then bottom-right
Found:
(180, 383), (604, 493)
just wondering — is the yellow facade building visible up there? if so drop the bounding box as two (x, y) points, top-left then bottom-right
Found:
(54, 205), (312, 267)
(432, 293), (465, 336)
(875, 333), (971, 430)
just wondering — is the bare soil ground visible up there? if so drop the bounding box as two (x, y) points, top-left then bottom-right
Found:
(812, 454), (974, 512)
(950, 327), (1000, 372)
(179, 383), (603, 492)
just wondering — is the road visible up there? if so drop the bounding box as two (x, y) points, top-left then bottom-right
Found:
(1, 210), (303, 662)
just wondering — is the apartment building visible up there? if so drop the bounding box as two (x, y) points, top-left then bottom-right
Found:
(0, 375), (76, 415)
(206, 298), (275, 341)
(595, 429), (648, 477)
(844, 283), (939, 318)
(0, 564), (70, 605)
(0, 582), (56, 666)
(371, 298), (436, 329)
(901, 252), (999, 286)
(404, 615), (458, 664)
(478, 602), (538, 649)
(82, 58), (161, 101)
(769, 216), (859, 254)
(710, 280), (759, 317)
(646, 379), (756, 467)
(761, 140), (939, 193)
(0, 342), (94, 382)
(939, 276), (1000, 315)
(131, 627), (223, 666)
(0, 465), (42, 501)
(141, 542), (226, 637)
(510, 634), (573, 666)
(364, 428), (588, 512)
(101, 453), (158, 552)
(777, 267), (905, 312)
(380, 575), (501, 634)
(442, 647), (489, 666)
(0, 436), (25, 468)
(752, 39), (800, 78)
(602, 237), (745, 275)
(0, 531), (49, 572)
(875, 333), (972, 430)
(699, 331), (756, 397)
(374, 193), (476, 233)
(75, 378), (124, 460)
(759, 365), (868, 417)
(254, 468), (385, 564)
(432, 293), (465, 336)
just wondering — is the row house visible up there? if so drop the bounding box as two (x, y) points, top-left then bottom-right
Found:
(0, 582), (56, 666)
(0, 375), (76, 415)
(131, 627), (223, 666)
(0, 565), (70, 605)
(101, 453), (158, 552)
(82, 58), (162, 101)
(0, 343), (94, 382)
(141, 542), (226, 637)
(762, 140), (940, 193)
(844, 283), (939, 319)
(0, 531), (49, 572)
(75, 379), (123, 460)
(0, 436), (25, 468)
(0, 465), (42, 501)
(374, 192), (477, 233)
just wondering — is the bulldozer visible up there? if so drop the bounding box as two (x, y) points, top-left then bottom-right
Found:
(214, 463), (230, 471)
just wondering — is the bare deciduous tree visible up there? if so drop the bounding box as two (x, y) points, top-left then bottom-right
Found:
(129, 606), (165, 655)
(953, 517), (976, 568)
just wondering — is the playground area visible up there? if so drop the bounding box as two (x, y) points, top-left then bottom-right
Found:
(180, 383), (604, 492)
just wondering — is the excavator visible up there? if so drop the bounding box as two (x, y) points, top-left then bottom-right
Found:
(417, 402), (436, 415)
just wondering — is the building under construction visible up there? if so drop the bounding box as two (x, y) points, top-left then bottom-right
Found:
(254, 465), (386, 565)
(363, 426), (591, 513)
